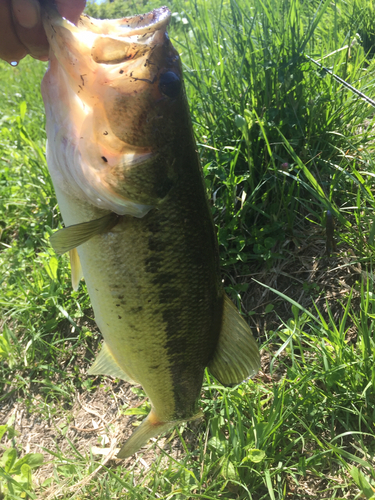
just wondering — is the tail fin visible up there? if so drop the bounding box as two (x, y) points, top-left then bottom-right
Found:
(117, 410), (175, 459)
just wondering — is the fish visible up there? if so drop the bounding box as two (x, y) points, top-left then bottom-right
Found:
(40, 4), (260, 459)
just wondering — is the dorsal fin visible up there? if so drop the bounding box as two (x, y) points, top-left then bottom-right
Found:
(208, 295), (260, 386)
(50, 213), (120, 254)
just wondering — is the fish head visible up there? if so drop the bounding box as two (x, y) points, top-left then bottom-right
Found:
(42, 7), (187, 217)
(81, 8), (183, 149)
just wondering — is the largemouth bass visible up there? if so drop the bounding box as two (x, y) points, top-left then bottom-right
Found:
(41, 5), (260, 459)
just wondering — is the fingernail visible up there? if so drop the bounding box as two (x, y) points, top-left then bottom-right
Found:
(12, 0), (40, 29)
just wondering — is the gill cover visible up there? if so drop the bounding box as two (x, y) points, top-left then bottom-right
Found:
(41, 6), (180, 216)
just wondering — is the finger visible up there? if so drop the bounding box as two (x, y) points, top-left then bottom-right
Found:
(4, 0), (87, 64)
(14, 0), (87, 61)
(12, 0), (49, 60)
(0, 0), (27, 64)
(56, 0), (86, 24)
(12, 0), (38, 28)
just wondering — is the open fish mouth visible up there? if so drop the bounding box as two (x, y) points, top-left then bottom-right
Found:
(76, 7), (173, 67)
(42, 6), (181, 217)
(43, 5), (173, 69)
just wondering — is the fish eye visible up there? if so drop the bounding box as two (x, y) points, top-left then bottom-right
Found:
(158, 71), (181, 98)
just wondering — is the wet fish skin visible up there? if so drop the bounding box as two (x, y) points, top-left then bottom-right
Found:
(41, 5), (260, 458)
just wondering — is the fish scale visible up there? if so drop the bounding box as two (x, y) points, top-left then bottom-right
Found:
(41, 4), (261, 458)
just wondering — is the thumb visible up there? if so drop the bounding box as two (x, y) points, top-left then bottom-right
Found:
(12, 0), (40, 29)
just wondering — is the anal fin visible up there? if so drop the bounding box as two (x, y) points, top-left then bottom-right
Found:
(88, 342), (136, 384)
(69, 248), (83, 291)
(208, 294), (260, 386)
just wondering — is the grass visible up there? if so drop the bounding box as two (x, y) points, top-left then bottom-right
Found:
(1, 0), (375, 498)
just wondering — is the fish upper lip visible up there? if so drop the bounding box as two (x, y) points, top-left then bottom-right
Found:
(114, 7), (171, 37)
(74, 7), (171, 39)
(42, 6), (172, 47)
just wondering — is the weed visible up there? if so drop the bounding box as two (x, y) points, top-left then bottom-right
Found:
(0, 419), (43, 499)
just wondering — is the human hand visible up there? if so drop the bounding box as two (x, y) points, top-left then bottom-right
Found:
(0, 0), (86, 64)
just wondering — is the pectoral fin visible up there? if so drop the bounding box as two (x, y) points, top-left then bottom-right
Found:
(50, 213), (119, 254)
(208, 295), (260, 386)
(88, 342), (136, 384)
(69, 248), (83, 291)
